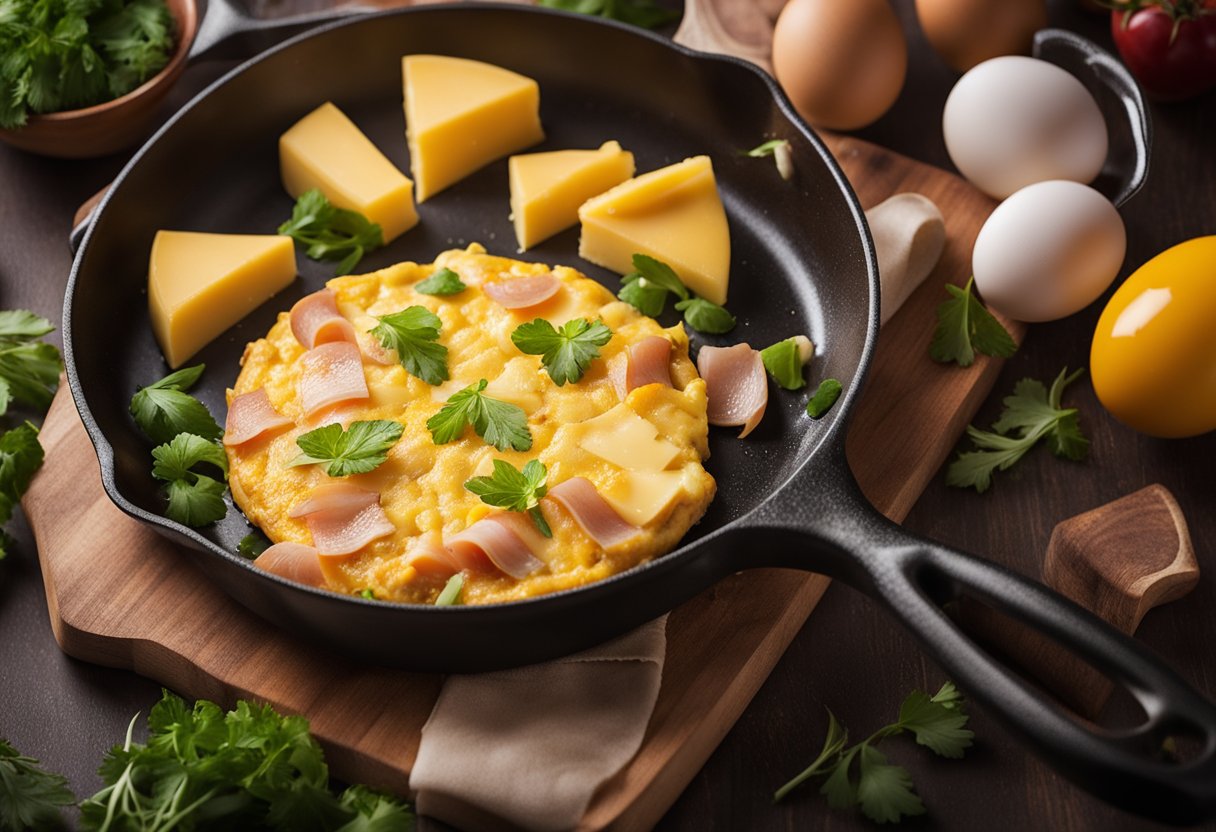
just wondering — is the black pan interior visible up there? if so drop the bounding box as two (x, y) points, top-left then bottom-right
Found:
(67, 6), (875, 617)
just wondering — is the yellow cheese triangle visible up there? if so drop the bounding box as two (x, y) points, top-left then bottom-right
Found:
(402, 55), (544, 201)
(578, 155), (731, 305)
(149, 231), (297, 368)
(280, 102), (418, 242)
(602, 470), (687, 526)
(576, 403), (680, 472)
(509, 141), (635, 251)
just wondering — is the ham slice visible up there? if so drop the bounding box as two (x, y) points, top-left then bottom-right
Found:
(253, 542), (326, 588)
(547, 477), (642, 548)
(299, 341), (369, 418)
(290, 289), (357, 349)
(625, 335), (672, 392)
(287, 482), (379, 518)
(697, 343), (768, 439)
(290, 483), (394, 555)
(482, 273), (561, 310)
(405, 534), (460, 578)
(223, 388), (293, 447)
(447, 513), (544, 579)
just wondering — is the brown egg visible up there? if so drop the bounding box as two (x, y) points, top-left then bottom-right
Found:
(771, 0), (908, 131)
(916, 0), (1048, 72)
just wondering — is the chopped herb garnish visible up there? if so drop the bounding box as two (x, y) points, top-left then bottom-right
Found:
(289, 420), (404, 477)
(358, 588), (376, 600)
(464, 458), (551, 538)
(427, 379), (532, 452)
(435, 573), (464, 606)
(129, 364), (222, 445)
(760, 336), (813, 390)
(616, 254), (737, 334)
(237, 533), (270, 559)
(151, 433), (228, 527)
(929, 276), (1017, 367)
(618, 275), (670, 317)
(370, 306), (449, 385)
(0, 422), (44, 560)
(0, 309), (62, 416)
(537, 0), (679, 29)
(511, 318), (613, 385)
(629, 254), (689, 301)
(747, 139), (794, 180)
(415, 267), (467, 296)
(278, 189), (384, 276)
(806, 378), (843, 419)
(675, 297), (736, 334)
(0, 737), (75, 830)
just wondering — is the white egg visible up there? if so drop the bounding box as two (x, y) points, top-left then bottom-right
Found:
(943, 57), (1108, 200)
(972, 180), (1125, 323)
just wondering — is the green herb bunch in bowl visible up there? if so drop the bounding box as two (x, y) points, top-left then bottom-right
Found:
(0, 0), (198, 158)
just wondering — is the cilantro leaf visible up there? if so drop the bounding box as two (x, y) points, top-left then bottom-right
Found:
(370, 306), (449, 385)
(435, 573), (464, 607)
(130, 364), (223, 444)
(414, 268), (467, 296)
(856, 745), (925, 823)
(511, 318), (613, 385)
(0, 421), (44, 525)
(464, 458), (552, 537)
(337, 784), (415, 831)
(0, 310), (61, 415)
(819, 747), (860, 810)
(0, 738), (75, 831)
(617, 274), (669, 317)
(537, 0), (680, 29)
(630, 254), (689, 300)
(929, 276), (1017, 367)
(774, 709), (848, 802)
(896, 689), (974, 758)
(427, 379), (532, 452)
(238, 533), (270, 559)
(0, 310), (55, 341)
(675, 297), (736, 334)
(806, 378), (842, 419)
(279, 189), (385, 276)
(290, 420), (403, 477)
(760, 336), (811, 390)
(151, 433), (229, 526)
(747, 139), (794, 180)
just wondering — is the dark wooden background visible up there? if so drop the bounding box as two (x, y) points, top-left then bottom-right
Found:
(0, 1), (1212, 830)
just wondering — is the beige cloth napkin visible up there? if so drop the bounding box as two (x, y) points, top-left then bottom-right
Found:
(410, 616), (668, 832)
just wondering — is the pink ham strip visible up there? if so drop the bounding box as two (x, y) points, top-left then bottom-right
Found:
(289, 482), (395, 555)
(288, 482), (379, 518)
(547, 477), (642, 548)
(253, 542), (326, 588)
(447, 513), (544, 579)
(299, 341), (369, 418)
(625, 335), (672, 392)
(290, 289), (357, 349)
(607, 352), (629, 400)
(223, 388), (293, 447)
(697, 343), (769, 439)
(482, 273), (561, 310)
(405, 535), (460, 578)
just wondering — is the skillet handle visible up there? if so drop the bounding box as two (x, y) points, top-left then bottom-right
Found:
(189, 0), (373, 62)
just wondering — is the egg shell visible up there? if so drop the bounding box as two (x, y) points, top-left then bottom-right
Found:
(1091, 236), (1216, 438)
(943, 57), (1108, 199)
(916, 0), (1047, 72)
(972, 180), (1125, 323)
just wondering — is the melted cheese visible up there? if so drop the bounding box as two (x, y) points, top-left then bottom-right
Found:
(575, 403), (679, 471)
(578, 155), (731, 305)
(149, 231), (296, 368)
(509, 141), (635, 251)
(279, 102), (418, 242)
(602, 469), (688, 526)
(402, 55), (544, 201)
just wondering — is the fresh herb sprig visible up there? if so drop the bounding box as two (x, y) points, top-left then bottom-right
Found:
(427, 379), (532, 452)
(0, 422), (45, 559)
(538, 0), (679, 29)
(151, 433), (228, 526)
(775, 682), (974, 823)
(0, 737), (76, 830)
(129, 364), (222, 444)
(929, 276), (1017, 367)
(948, 367), (1089, 493)
(760, 336), (813, 390)
(237, 533), (270, 559)
(414, 268), (467, 296)
(278, 189), (384, 276)
(370, 306), (449, 386)
(511, 318), (613, 385)
(465, 458), (551, 537)
(289, 420), (404, 477)
(617, 254), (735, 334)
(0, 310), (62, 416)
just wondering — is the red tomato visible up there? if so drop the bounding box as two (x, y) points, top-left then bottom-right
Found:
(1111, 1), (1216, 100)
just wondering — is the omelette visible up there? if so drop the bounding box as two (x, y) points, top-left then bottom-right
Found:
(225, 245), (716, 605)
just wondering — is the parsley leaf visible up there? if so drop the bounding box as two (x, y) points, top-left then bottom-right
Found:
(857, 745), (926, 823)
(947, 367), (1088, 492)
(427, 379), (532, 452)
(896, 683), (975, 758)
(616, 255), (738, 333)
(747, 139), (794, 180)
(806, 378), (843, 419)
(511, 318), (613, 385)
(151, 433), (228, 526)
(929, 276), (1017, 367)
(435, 573), (464, 606)
(617, 274), (669, 317)
(760, 336), (812, 390)
(629, 254), (689, 300)
(129, 364), (222, 444)
(290, 420), (403, 477)
(279, 189), (385, 276)
(0, 422), (44, 559)
(675, 298), (736, 334)
(414, 268), (467, 296)
(237, 533), (270, 559)
(464, 458), (551, 537)
(0, 737), (75, 831)
(537, 0), (679, 29)
(773, 709), (848, 802)
(370, 306), (449, 386)
(0, 309), (61, 415)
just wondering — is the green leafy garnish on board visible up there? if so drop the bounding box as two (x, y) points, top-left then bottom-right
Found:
(747, 139), (794, 180)
(427, 379), (532, 452)
(465, 458), (551, 538)
(511, 318), (613, 385)
(279, 189), (384, 276)
(77, 689), (414, 831)
(929, 276), (1017, 367)
(760, 336), (812, 390)
(237, 533), (269, 559)
(435, 573), (464, 607)
(370, 306), (449, 386)
(151, 433), (228, 527)
(775, 682), (974, 824)
(0, 422), (45, 560)
(0, 310), (62, 416)
(290, 420), (404, 477)
(948, 367), (1089, 493)
(537, 0), (679, 29)
(414, 267), (467, 296)
(129, 364), (222, 444)
(806, 378), (843, 420)
(0, 737), (76, 830)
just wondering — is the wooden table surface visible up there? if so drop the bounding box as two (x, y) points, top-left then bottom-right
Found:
(0, 1), (1212, 830)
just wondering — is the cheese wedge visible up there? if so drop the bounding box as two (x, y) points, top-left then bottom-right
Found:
(578, 155), (731, 305)
(402, 55), (544, 201)
(149, 231), (296, 368)
(509, 141), (635, 251)
(576, 404), (679, 472)
(280, 102), (418, 243)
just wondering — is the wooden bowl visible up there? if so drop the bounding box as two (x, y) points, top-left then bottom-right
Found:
(0, 0), (199, 159)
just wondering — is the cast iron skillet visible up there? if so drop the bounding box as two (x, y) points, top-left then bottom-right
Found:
(64, 5), (1214, 824)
